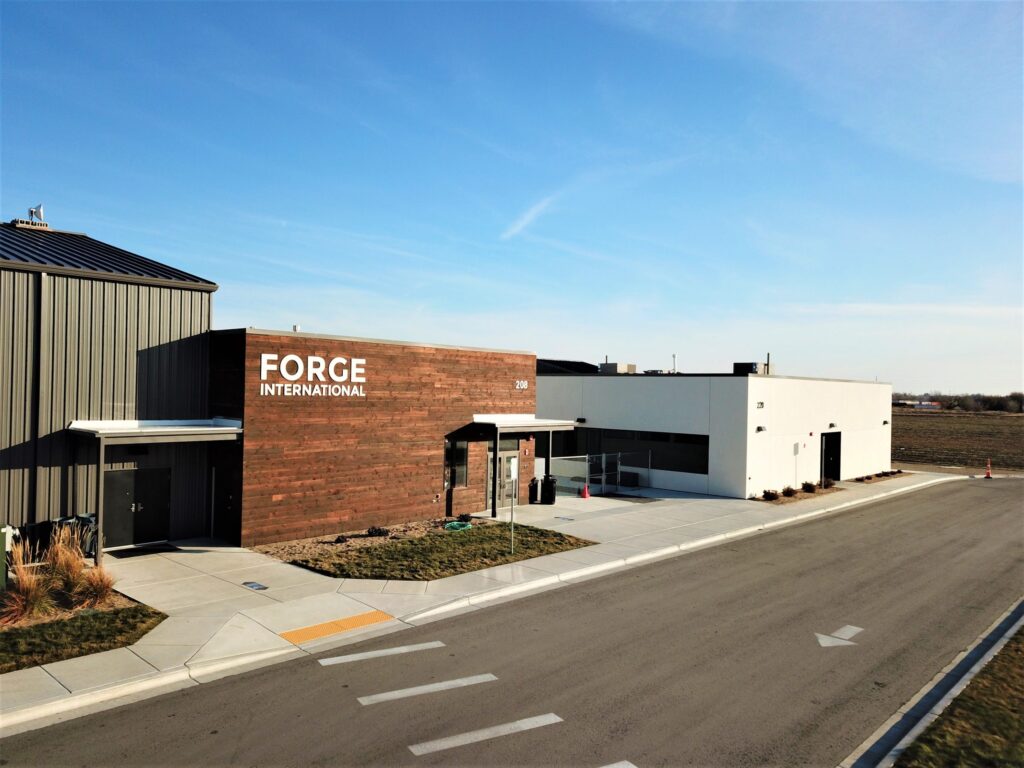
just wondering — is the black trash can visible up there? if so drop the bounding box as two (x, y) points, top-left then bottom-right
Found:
(528, 477), (539, 504)
(541, 476), (557, 505)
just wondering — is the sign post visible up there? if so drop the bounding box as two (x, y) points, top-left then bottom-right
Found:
(510, 478), (517, 555)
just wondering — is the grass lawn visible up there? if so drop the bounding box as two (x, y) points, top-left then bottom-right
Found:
(0, 605), (165, 674)
(895, 628), (1023, 767)
(291, 522), (594, 580)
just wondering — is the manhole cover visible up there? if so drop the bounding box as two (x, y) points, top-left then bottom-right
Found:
(242, 581), (268, 591)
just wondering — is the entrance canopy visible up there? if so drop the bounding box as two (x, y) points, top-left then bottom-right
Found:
(69, 418), (242, 445)
(471, 414), (576, 518)
(472, 414), (575, 433)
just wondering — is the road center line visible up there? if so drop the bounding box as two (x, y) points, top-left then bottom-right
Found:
(358, 673), (498, 705)
(408, 713), (564, 756)
(318, 640), (445, 666)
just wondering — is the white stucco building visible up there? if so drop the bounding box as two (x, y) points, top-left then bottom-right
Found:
(535, 367), (892, 499)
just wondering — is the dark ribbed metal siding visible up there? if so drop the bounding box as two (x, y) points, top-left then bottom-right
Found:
(0, 270), (37, 524)
(1, 268), (213, 534)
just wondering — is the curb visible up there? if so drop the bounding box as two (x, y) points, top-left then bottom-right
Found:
(404, 475), (964, 625)
(0, 475), (965, 737)
(838, 597), (1024, 768)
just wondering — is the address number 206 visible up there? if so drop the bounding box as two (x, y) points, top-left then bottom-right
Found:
(514, 380), (529, 390)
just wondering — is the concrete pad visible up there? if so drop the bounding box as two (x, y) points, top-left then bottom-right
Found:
(128, 644), (198, 671)
(514, 553), (609, 576)
(161, 550), (277, 574)
(165, 591), (279, 618)
(382, 580), (428, 595)
(477, 562), (562, 585)
(615, 531), (694, 550)
(116, 574), (263, 612)
(0, 667), (69, 712)
(133, 616), (229, 647)
(547, 546), (637, 566)
(214, 562), (334, 590)
(263, 579), (345, 602)
(424, 572), (504, 596)
(106, 557), (201, 588)
(344, 592), (457, 618)
(240, 592), (374, 634)
(43, 648), (157, 694)
(187, 614), (296, 666)
(338, 578), (389, 594)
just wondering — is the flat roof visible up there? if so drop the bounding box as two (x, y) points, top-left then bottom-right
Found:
(68, 419), (243, 442)
(473, 414), (576, 432)
(537, 373), (891, 386)
(231, 327), (536, 357)
(0, 221), (217, 292)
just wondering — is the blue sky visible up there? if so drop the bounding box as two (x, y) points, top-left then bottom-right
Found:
(3, 1), (1021, 393)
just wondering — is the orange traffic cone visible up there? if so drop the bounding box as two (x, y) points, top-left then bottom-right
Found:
(581, 483), (590, 499)
(984, 458), (993, 479)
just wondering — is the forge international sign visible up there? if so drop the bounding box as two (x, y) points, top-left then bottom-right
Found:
(259, 353), (367, 397)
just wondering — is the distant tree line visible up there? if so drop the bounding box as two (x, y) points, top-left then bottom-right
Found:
(893, 392), (1024, 413)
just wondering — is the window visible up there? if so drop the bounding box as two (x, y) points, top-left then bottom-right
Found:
(444, 439), (468, 488)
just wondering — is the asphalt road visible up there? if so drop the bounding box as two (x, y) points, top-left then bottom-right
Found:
(4, 480), (1022, 767)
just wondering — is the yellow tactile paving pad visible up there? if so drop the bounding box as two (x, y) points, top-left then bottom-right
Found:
(280, 610), (393, 644)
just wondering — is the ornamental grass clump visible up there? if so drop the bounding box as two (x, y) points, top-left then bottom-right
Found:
(801, 481), (817, 493)
(73, 566), (116, 608)
(781, 486), (797, 498)
(45, 526), (87, 599)
(0, 540), (55, 625)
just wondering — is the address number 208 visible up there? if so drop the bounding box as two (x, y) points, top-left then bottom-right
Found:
(514, 380), (529, 390)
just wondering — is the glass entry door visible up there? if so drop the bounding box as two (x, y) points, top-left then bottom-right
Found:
(487, 450), (519, 509)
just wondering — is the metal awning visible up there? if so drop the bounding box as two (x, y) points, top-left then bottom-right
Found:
(68, 418), (243, 445)
(472, 414), (576, 433)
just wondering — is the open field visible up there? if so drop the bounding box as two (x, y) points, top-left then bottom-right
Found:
(892, 410), (1024, 470)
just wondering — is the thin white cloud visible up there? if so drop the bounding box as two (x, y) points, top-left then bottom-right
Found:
(501, 194), (556, 239)
(785, 303), (1023, 320)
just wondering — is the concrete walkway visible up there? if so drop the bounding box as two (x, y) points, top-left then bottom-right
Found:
(0, 471), (961, 735)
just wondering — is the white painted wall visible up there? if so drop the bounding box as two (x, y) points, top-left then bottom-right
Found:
(744, 377), (891, 498)
(537, 374), (891, 500)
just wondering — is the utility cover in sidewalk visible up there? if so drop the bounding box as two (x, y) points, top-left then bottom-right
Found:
(243, 581), (268, 591)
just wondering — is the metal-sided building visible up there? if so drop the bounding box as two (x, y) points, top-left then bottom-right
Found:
(535, 363), (892, 498)
(0, 218), (571, 555)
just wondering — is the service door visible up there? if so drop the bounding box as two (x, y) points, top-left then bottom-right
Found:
(821, 432), (842, 482)
(103, 468), (171, 548)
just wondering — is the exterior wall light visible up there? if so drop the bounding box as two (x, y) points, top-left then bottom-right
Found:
(828, 422), (837, 429)
(883, 419), (889, 425)
(756, 426), (767, 432)
(576, 417), (587, 424)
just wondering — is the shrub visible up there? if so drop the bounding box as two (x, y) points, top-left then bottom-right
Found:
(73, 567), (115, 608)
(801, 481), (817, 493)
(874, 473), (885, 479)
(782, 486), (797, 497)
(0, 540), (55, 625)
(822, 478), (835, 489)
(762, 489), (779, 501)
(896, 468), (903, 474)
(855, 476), (866, 482)
(45, 526), (87, 598)
(457, 513), (473, 523)
(366, 526), (389, 537)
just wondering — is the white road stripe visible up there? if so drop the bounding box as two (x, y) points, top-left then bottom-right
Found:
(358, 673), (497, 705)
(599, 762), (638, 767)
(832, 625), (863, 641)
(318, 640), (445, 666)
(408, 713), (564, 756)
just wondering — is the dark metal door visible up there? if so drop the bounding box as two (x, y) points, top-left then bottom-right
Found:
(103, 468), (171, 548)
(103, 470), (134, 548)
(821, 432), (842, 481)
(211, 453), (242, 544)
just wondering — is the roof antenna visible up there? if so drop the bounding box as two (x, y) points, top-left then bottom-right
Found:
(28, 204), (45, 223)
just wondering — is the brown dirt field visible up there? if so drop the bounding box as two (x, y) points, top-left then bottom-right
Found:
(892, 409), (1024, 470)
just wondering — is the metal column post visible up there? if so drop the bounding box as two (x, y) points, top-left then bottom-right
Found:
(491, 426), (500, 518)
(95, 437), (105, 566)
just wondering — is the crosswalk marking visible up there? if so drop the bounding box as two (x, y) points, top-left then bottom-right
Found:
(408, 713), (563, 756)
(358, 673), (497, 705)
(318, 640), (445, 666)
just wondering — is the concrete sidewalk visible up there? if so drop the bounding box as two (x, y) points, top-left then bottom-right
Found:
(0, 471), (962, 735)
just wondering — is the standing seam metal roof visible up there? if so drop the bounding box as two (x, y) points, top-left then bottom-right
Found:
(0, 222), (217, 290)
